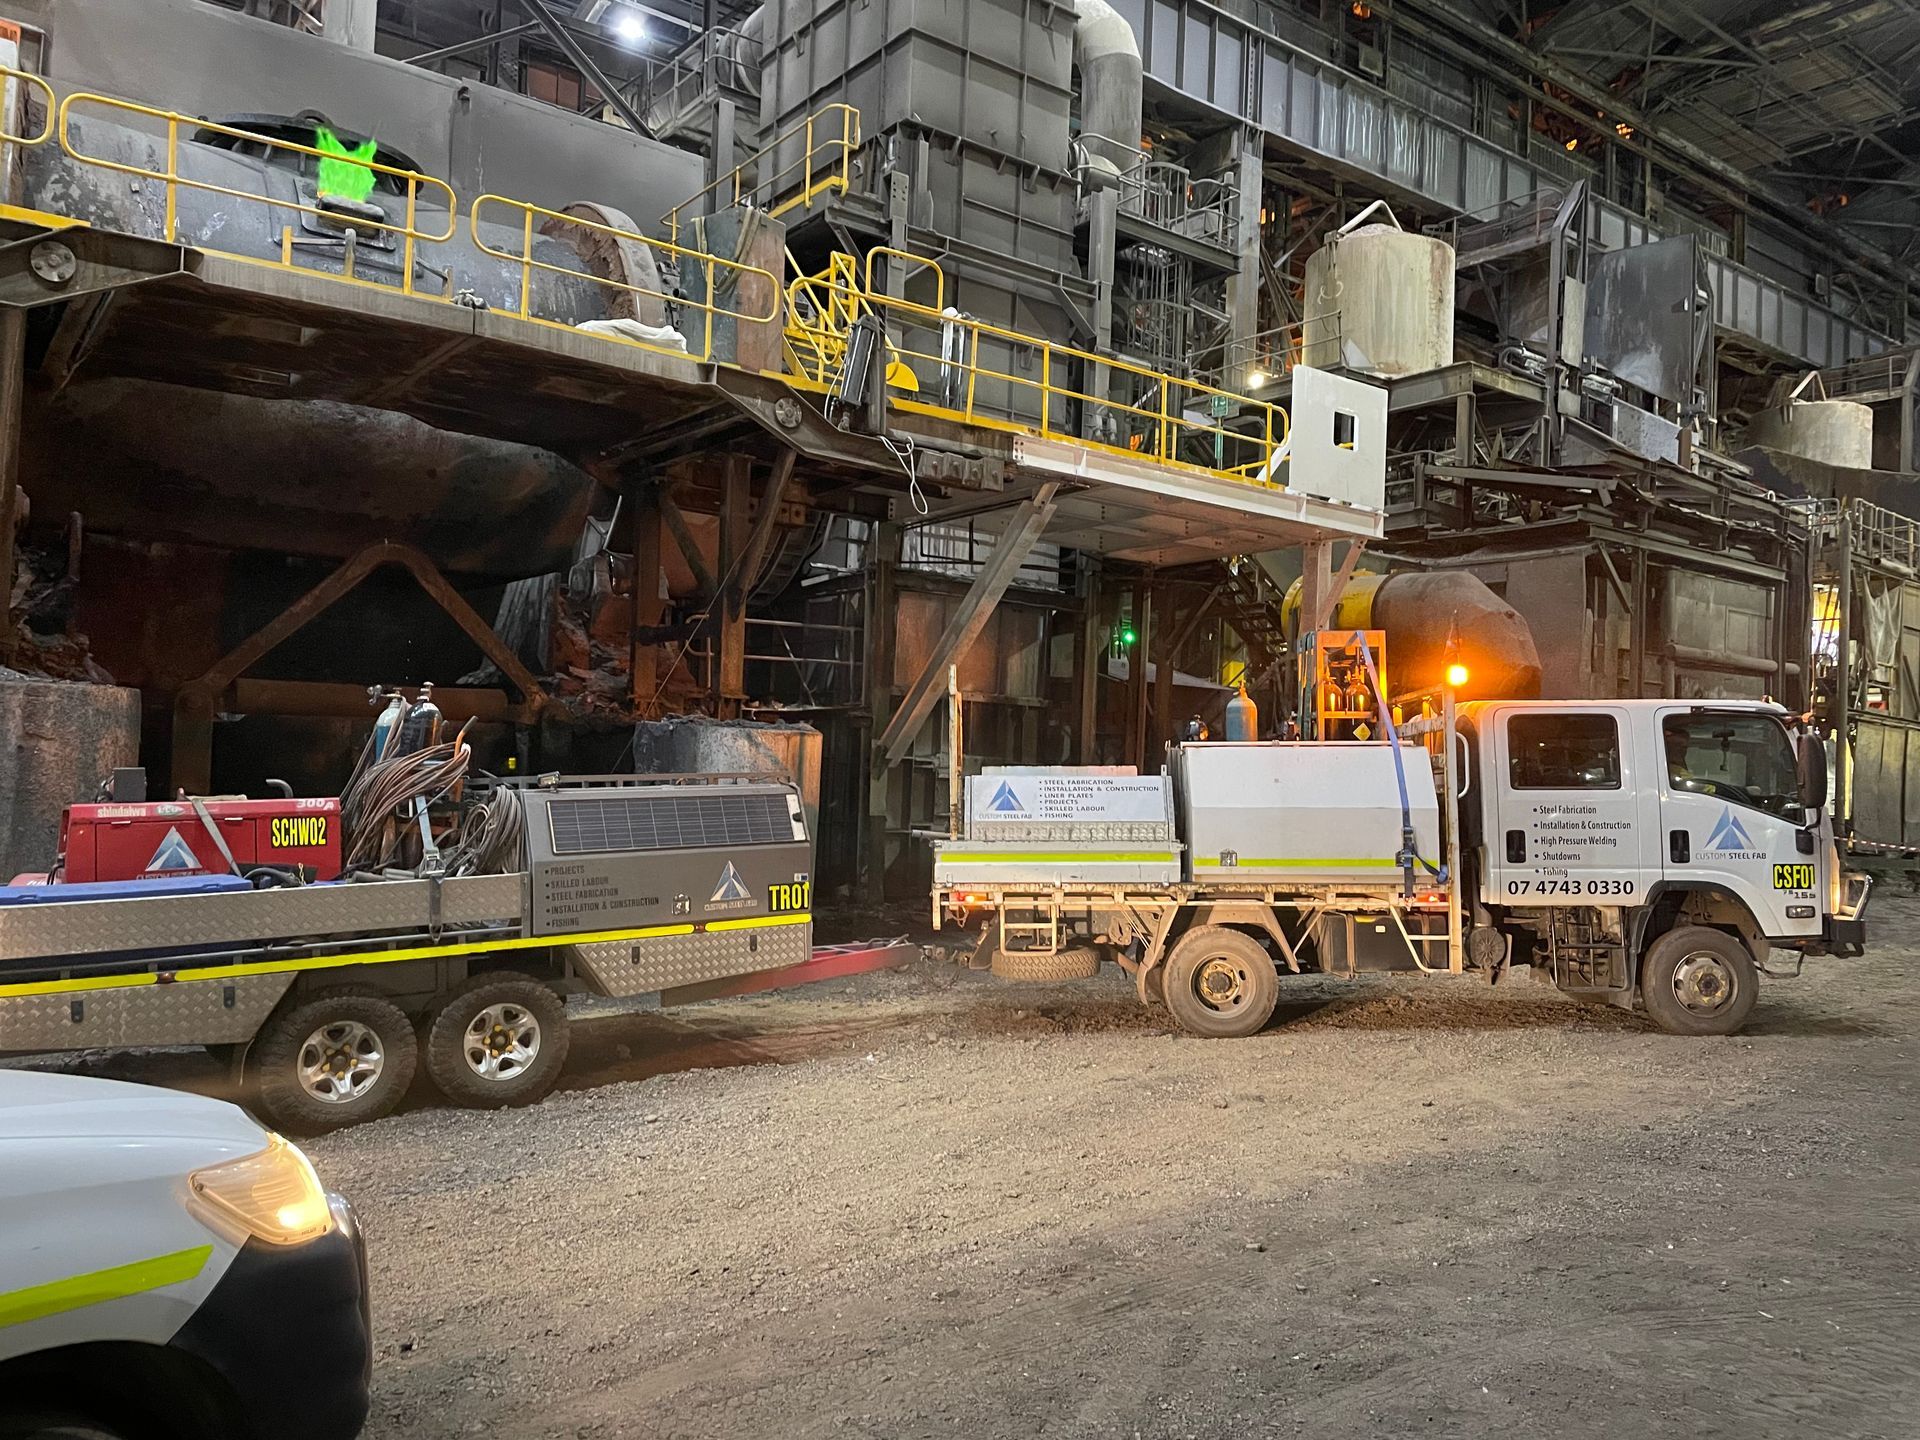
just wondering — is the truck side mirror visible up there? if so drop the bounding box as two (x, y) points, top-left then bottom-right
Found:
(1797, 733), (1829, 814)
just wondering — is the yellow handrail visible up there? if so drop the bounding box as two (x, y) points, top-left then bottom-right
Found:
(471, 194), (782, 365)
(798, 260), (1290, 487)
(662, 103), (861, 246)
(58, 92), (457, 297)
(862, 245), (944, 311)
(0, 64), (55, 146)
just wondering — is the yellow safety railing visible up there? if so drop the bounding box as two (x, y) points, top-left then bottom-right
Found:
(662, 103), (860, 247)
(58, 92), (458, 296)
(795, 253), (1290, 488)
(0, 64), (55, 146)
(471, 194), (782, 365)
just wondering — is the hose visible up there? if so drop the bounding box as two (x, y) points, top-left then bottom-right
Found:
(445, 781), (526, 876)
(339, 724), (471, 872)
(1346, 630), (1444, 896)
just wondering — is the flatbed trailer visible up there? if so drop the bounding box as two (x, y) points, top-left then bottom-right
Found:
(0, 774), (913, 1130)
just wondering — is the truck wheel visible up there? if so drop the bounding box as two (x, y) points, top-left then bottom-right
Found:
(1639, 926), (1758, 1036)
(424, 975), (570, 1109)
(989, 946), (1104, 982)
(1163, 927), (1280, 1038)
(253, 990), (419, 1134)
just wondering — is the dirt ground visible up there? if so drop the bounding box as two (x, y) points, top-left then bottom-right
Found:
(37, 897), (1920, 1438)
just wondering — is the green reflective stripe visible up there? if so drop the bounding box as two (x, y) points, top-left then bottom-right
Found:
(939, 852), (1177, 863)
(1194, 857), (1401, 869)
(0, 1244), (212, 1329)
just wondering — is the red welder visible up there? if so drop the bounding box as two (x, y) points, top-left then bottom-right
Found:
(56, 796), (343, 883)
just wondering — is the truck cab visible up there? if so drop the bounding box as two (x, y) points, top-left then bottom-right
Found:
(1460, 699), (1868, 1031)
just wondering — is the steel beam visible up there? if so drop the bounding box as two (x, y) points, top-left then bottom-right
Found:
(171, 541), (545, 794)
(518, 0), (658, 140)
(875, 483), (1061, 765)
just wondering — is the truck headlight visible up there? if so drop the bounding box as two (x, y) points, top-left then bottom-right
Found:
(188, 1134), (336, 1246)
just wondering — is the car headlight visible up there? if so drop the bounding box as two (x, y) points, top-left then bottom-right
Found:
(188, 1133), (336, 1246)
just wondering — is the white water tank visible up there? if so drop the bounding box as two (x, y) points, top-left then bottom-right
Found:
(1745, 400), (1875, 470)
(1302, 224), (1455, 378)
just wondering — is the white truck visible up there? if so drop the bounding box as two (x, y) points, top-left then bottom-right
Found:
(0, 1070), (370, 1440)
(933, 698), (1871, 1037)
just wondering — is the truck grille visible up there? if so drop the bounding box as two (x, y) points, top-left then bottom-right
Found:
(545, 792), (794, 855)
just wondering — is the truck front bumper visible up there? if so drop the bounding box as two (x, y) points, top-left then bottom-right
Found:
(170, 1193), (371, 1440)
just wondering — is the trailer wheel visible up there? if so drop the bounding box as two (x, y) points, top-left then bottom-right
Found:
(424, 975), (570, 1109)
(252, 990), (419, 1134)
(989, 946), (1104, 982)
(1163, 927), (1280, 1038)
(1639, 926), (1758, 1036)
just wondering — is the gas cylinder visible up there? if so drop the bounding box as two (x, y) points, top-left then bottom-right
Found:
(394, 682), (443, 756)
(369, 688), (408, 760)
(1225, 683), (1258, 741)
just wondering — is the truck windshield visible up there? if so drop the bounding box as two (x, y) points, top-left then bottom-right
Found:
(1662, 712), (1800, 820)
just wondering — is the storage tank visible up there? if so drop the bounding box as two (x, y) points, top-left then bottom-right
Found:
(1281, 570), (1542, 700)
(1173, 743), (1441, 883)
(1301, 224), (1455, 377)
(1745, 401), (1875, 470)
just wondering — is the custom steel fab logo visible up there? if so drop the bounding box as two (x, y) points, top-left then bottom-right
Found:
(1704, 807), (1767, 861)
(986, 781), (1025, 814)
(705, 860), (755, 913)
(143, 827), (202, 874)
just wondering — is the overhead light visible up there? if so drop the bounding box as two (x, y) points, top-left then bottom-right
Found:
(611, 6), (646, 41)
(1247, 369), (1268, 388)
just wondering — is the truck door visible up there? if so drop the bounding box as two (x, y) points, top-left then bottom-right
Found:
(1489, 707), (1659, 905)
(1658, 707), (1819, 939)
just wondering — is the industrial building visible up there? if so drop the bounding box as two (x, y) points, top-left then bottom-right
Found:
(1, 0), (1916, 894)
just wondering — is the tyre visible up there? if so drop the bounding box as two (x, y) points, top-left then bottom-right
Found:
(252, 989), (418, 1134)
(423, 974), (570, 1109)
(1162, 926), (1280, 1038)
(989, 945), (1104, 982)
(1639, 925), (1758, 1036)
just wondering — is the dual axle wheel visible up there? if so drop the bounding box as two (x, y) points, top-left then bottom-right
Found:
(251, 973), (571, 1133)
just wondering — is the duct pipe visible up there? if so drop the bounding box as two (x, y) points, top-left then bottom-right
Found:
(325, 0), (378, 51)
(1073, 0), (1142, 174)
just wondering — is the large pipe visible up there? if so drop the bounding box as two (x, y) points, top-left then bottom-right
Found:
(1073, 0), (1142, 170)
(1281, 570), (1544, 700)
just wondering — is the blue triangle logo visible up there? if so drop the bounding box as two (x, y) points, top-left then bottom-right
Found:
(145, 826), (201, 873)
(1705, 807), (1753, 852)
(709, 861), (752, 903)
(987, 781), (1025, 814)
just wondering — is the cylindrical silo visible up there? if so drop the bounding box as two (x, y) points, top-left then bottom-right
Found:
(1301, 224), (1456, 377)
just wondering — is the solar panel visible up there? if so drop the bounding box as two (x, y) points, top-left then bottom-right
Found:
(546, 791), (794, 855)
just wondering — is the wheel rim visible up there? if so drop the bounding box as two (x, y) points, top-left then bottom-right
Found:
(463, 1001), (541, 1082)
(298, 1020), (385, 1104)
(1671, 951), (1737, 1016)
(1191, 953), (1251, 1014)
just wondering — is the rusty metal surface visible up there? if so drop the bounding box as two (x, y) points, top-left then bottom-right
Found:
(23, 379), (595, 579)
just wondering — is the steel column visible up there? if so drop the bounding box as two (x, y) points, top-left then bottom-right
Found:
(0, 309), (21, 666)
(875, 484), (1062, 766)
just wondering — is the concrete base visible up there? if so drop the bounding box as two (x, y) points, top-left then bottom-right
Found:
(0, 675), (141, 881)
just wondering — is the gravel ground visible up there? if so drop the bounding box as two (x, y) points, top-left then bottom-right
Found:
(285, 897), (1920, 1440)
(28, 900), (1919, 1437)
